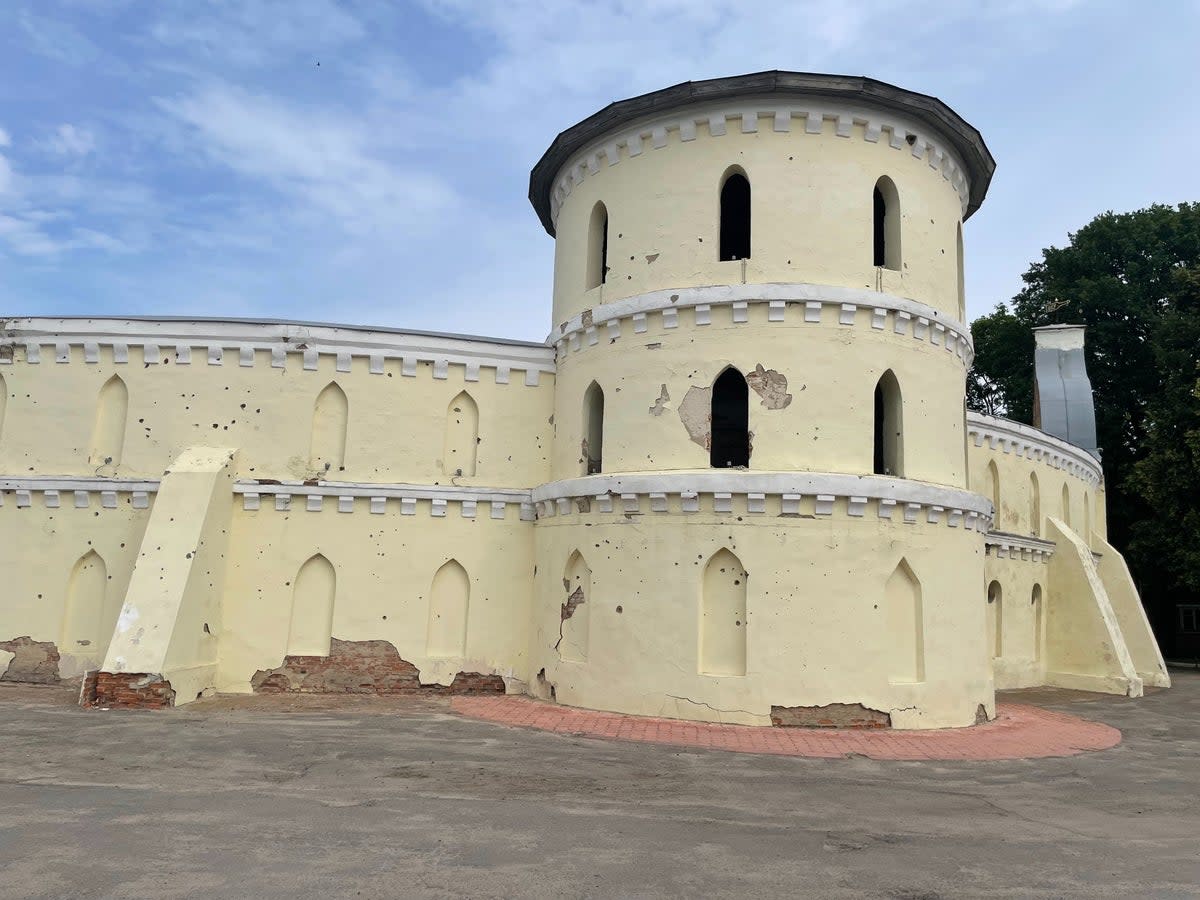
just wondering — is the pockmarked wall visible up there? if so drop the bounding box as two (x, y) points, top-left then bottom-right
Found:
(0, 71), (1170, 725)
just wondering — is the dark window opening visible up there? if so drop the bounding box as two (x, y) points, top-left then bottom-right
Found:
(873, 177), (901, 270)
(586, 202), (608, 289)
(710, 368), (749, 468)
(584, 382), (604, 474)
(719, 173), (751, 261)
(873, 186), (887, 267)
(873, 370), (903, 476)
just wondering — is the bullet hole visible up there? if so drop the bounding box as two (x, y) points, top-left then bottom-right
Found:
(203, 623), (211, 634)
(616, 605), (623, 614)
(906, 133), (917, 146)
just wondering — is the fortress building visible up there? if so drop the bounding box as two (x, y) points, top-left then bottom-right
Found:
(0, 72), (1169, 726)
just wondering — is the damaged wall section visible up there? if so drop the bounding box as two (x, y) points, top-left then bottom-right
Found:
(250, 638), (506, 695)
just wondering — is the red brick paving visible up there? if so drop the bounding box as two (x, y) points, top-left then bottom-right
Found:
(450, 696), (1121, 760)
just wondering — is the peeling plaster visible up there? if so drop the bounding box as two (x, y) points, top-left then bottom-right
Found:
(648, 384), (670, 416)
(746, 364), (793, 409)
(677, 385), (712, 450)
(0, 636), (61, 684)
(770, 702), (891, 728)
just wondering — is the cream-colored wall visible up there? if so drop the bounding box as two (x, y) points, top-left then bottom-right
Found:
(0, 492), (151, 678)
(967, 417), (1101, 546)
(551, 304), (968, 485)
(532, 501), (992, 728)
(551, 105), (968, 327)
(0, 346), (553, 488)
(983, 554), (1048, 689)
(218, 499), (534, 692)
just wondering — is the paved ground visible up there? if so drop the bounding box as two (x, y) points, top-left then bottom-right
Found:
(452, 696), (1121, 760)
(1, 673), (1198, 900)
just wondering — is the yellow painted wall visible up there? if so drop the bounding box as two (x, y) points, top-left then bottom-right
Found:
(532, 502), (992, 729)
(551, 111), (968, 327)
(0, 345), (553, 487)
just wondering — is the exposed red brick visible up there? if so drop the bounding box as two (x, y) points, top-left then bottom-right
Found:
(251, 638), (505, 696)
(770, 703), (892, 729)
(0, 636), (61, 684)
(80, 672), (175, 709)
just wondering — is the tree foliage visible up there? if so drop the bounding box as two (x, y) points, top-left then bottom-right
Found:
(967, 203), (1200, 637)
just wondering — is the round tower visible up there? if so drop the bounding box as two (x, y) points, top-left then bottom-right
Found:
(527, 72), (998, 729)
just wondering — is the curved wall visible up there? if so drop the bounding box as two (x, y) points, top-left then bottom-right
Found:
(549, 99), (971, 328)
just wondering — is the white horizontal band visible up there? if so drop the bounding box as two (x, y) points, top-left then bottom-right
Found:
(1, 317), (554, 386)
(552, 284), (972, 366)
(967, 413), (1102, 487)
(984, 530), (1055, 563)
(533, 471), (992, 530)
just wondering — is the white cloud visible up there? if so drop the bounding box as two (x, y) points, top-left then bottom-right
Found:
(158, 83), (459, 234)
(43, 124), (95, 157)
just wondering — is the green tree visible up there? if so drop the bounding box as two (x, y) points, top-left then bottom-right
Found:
(967, 203), (1200, 643)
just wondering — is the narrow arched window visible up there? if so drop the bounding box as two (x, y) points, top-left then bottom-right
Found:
(586, 201), (608, 289)
(310, 382), (348, 475)
(955, 222), (966, 320)
(988, 580), (1003, 659)
(986, 460), (1001, 522)
(710, 367), (749, 468)
(873, 370), (903, 476)
(1061, 483), (1071, 529)
(719, 169), (751, 261)
(1032, 584), (1044, 663)
(1029, 471), (1041, 537)
(583, 381), (604, 474)
(873, 176), (901, 270)
(89, 375), (128, 470)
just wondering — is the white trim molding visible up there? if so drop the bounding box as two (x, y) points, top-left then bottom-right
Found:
(234, 480), (536, 521)
(0, 318), (556, 387)
(984, 530), (1055, 564)
(552, 284), (972, 366)
(548, 98), (972, 227)
(967, 413), (1102, 488)
(0, 476), (158, 510)
(532, 471), (993, 530)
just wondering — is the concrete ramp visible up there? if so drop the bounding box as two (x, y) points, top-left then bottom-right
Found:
(1043, 517), (1143, 697)
(91, 447), (237, 707)
(1092, 534), (1170, 688)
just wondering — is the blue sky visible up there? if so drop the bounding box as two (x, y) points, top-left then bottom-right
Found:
(1, 0), (1198, 341)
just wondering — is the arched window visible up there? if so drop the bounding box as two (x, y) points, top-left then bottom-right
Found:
(1061, 483), (1072, 529)
(1083, 492), (1092, 543)
(427, 559), (470, 658)
(0, 372), (7, 445)
(559, 550), (591, 662)
(700, 548), (747, 676)
(287, 554), (336, 657)
(873, 370), (903, 476)
(586, 201), (608, 289)
(986, 460), (1001, 524)
(719, 169), (751, 261)
(1029, 471), (1041, 537)
(987, 580), (1003, 659)
(1031, 584), (1044, 663)
(583, 381), (604, 474)
(886, 559), (925, 683)
(710, 367), (749, 468)
(956, 222), (966, 320)
(310, 382), (348, 475)
(872, 176), (901, 270)
(89, 375), (128, 470)
(61, 550), (116, 657)
(443, 391), (479, 477)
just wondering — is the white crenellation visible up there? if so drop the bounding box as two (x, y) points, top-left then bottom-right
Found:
(532, 473), (992, 531)
(2, 318), (555, 387)
(547, 101), (972, 227)
(967, 412), (1103, 489)
(556, 284), (973, 366)
(985, 531), (1055, 563)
